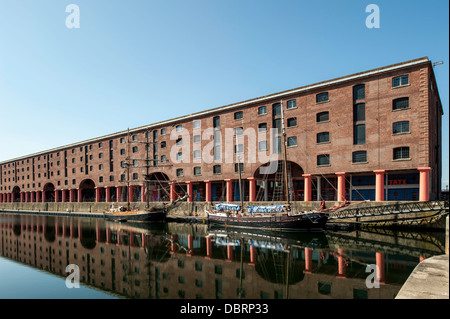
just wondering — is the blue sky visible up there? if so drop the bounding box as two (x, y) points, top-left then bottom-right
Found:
(0, 0), (448, 187)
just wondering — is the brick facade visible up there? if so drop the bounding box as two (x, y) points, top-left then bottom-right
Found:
(0, 57), (443, 203)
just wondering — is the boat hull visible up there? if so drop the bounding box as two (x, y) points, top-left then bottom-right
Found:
(207, 212), (328, 231)
(104, 210), (166, 222)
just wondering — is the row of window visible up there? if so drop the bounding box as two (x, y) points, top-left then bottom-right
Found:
(317, 147), (410, 166)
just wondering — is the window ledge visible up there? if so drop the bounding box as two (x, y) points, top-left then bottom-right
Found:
(392, 132), (411, 136)
(317, 164), (331, 167)
(392, 83), (411, 89)
(393, 107), (411, 112)
(352, 161), (369, 165)
(393, 158), (412, 162)
(316, 100), (330, 105)
(317, 141), (331, 145)
(316, 120), (330, 124)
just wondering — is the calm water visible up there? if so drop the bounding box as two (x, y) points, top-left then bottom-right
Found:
(0, 213), (446, 299)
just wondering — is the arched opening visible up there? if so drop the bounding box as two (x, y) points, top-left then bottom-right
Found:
(146, 172), (171, 202)
(12, 186), (20, 202)
(79, 179), (96, 202)
(254, 161), (304, 202)
(43, 183), (56, 202)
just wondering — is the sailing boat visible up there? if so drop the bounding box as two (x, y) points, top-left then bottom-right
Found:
(206, 101), (339, 231)
(104, 129), (188, 222)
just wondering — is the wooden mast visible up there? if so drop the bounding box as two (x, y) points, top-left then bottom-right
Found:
(280, 100), (290, 205)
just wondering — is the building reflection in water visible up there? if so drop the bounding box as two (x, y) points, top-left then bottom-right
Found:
(0, 214), (445, 299)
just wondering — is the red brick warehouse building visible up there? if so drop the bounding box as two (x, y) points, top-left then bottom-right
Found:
(0, 57), (444, 204)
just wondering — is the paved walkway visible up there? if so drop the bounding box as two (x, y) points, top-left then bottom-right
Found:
(396, 254), (449, 299)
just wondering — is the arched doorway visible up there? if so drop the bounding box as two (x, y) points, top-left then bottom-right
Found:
(43, 183), (56, 202)
(12, 186), (20, 202)
(253, 160), (304, 202)
(146, 172), (171, 202)
(79, 179), (96, 202)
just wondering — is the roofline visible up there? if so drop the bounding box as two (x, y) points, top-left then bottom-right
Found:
(0, 56), (431, 165)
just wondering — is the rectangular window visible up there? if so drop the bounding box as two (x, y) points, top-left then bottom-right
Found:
(193, 135), (201, 143)
(392, 75), (409, 88)
(393, 147), (410, 160)
(213, 165), (221, 174)
(176, 125), (182, 132)
(393, 121), (410, 134)
(353, 103), (365, 122)
(234, 127), (243, 136)
(213, 145), (221, 160)
(213, 116), (220, 128)
(316, 92), (329, 103)
(272, 103), (281, 116)
(258, 123), (267, 132)
(287, 136), (297, 147)
(287, 100), (296, 109)
(393, 97), (409, 110)
(258, 141), (268, 151)
(353, 124), (366, 145)
(176, 169), (183, 177)
(287, 117), (297, 127)
(176, 153), (183, 161)
(258, 106), (267, 115)
(353, 84), (365, 100)
(161, 155), (167, 163)
(194, 167), (201, 176)
(317, 154), (330, 166)
(316, 111), (329, 123)
(234, 163), (244, 173)
(234, 111), (243, 120)
(193, 120), (201, 129)
(193, 150), (201, 159)
(161, 128), (166, 135)
(352, 151), (367, 163)
(317, 132), (330, 143)
(235, 144), (244, 153)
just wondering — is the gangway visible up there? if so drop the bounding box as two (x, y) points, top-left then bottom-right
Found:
(328, 201), (449, 227)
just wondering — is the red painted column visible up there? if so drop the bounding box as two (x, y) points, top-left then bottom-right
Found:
(336, 172), (346, 202)
(169, 183), (176, 202)
(61, 189), (67, 203)
(247, 177), (256, 202)
(376, 252), (386, 285)
(374, 170), (385, 201)
(186, 181), (193, 202)
(336, 248), (346, 278)
(418, 167), (431, 201)
(69, 189), (74, 203)
(35, 191), (40, 203)
(248, 245), (257, 266)
(141, 185), (146, 203)
(55, 190), (59, 203)
(303, 174), (312, 202)
(95, 187), (101, 203)
(105, 187), (111, 203)
(205, 236), (213, 259)
(204, 180), (212, 202)
(304, 248), (313, 274)
(187, 235), (194, 256)
(226, 246), (234, 262)
(41, 191), (46, 203)
(116, 186), (122, 202)
(224, 179), (233, 202)
(77, 188), (82, 203)
(128, 185), (133, 202)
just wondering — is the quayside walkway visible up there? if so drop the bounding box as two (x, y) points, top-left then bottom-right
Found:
(396, 254), (449, 299)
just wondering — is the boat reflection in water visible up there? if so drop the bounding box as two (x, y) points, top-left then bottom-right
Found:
(0, 213), (446, 299)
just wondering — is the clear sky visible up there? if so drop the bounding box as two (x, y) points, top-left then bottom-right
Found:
(0, 0), (448, 187)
